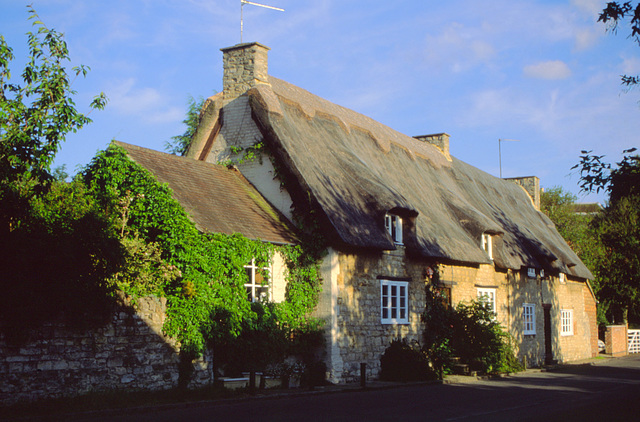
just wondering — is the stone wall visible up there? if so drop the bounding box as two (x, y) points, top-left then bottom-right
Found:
(0, 296), (212, 406)
(324, 247), (426, 383)
(321, 247), (597, 382)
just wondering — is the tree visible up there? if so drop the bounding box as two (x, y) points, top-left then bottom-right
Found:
(0, 7), (119, 343)
(165, 95), (206, 155)
(1, 6), (106, 232)
(599, 2), (640, 88)
(540, 187), (601, 277)
(573, 149), (640, 324)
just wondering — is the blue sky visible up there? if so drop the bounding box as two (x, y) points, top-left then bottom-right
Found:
(2, 0), (639, 203)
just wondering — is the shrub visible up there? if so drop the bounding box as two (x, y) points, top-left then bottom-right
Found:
(380, 339), (435, 382)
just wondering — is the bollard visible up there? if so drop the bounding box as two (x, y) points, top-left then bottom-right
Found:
(360, 363), (367, 388)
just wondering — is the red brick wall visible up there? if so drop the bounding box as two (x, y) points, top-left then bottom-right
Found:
(583, 286), (598, 357)
(605, 325), (628, 356)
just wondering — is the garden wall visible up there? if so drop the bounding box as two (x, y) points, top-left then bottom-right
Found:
(0, 295), (212, 406)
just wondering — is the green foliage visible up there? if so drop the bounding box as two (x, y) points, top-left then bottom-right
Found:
(540, 186), (602, 287)
(593, 195), (640, 323)
(572, 148), (638, 199)
(82, 143), (324, 367)
(0, 8), (119, 344)
(421, 266), (522, 378)
(0, 178), (123, 343)
(213, 302), (288, 376)
(380, 339), (434, 382)
(573, 149), (640, 324)
(222, 141), (265, 167)
(0, 6), (106, 190)
(109, 236), (180, 301)
(165, 96), (206, 156)
(449, 301), (521, 374)
(599, 2), (640, 90)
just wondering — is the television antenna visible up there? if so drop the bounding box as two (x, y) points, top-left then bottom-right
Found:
(241, 0), (284, 43)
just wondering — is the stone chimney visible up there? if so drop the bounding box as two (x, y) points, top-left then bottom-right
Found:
(414, 133), (451, 160)
(221, 42), (270, 102)
(505, 176), (541, 210)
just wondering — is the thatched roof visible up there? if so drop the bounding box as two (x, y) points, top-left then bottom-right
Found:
(244, 77), (592, 279)
(115, 141), (297, 245)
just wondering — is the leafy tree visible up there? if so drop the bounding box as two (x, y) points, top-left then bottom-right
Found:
(540, 187), (601, 279)
(573, 149), (640, 324)
(599, 2), (640, 88)
(0, 6), (106, 232)
(0, 8), (120, 343)
(0, 178), (123, 344)
(165, 95), (206, 156)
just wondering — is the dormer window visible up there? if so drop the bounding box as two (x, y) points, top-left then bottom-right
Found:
(385, 213), (403, 245)
(527, 267), (536, 278)
(481, 233), (493, 260)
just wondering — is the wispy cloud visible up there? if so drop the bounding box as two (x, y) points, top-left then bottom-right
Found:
(107, 78), (183, 123)
(524, 60), (572, 80)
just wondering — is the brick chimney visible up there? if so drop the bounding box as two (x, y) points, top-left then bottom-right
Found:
(221, 42), (270, 102)
(505, 176), (541, 210)
(414, 133), (451, 160)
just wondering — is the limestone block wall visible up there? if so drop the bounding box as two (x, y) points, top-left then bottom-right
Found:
(326, 247), (426, 383)
(429, 263), (596, 367)
(0, 296), (212, 406)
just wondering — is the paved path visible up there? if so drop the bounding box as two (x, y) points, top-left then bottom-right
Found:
(41, 355), (640, 421)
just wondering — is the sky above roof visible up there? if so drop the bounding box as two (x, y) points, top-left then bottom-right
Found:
(2, 0), (638, 204)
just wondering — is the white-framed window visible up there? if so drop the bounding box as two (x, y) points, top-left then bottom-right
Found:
(481, 233), (493, 260)
(561, 309), (574, 336)
(381, 280), (409, 324)
(559, 272), (566, 284)
(523, 303), (536, 335)
(527, 268), (536, 278)
(244, 258), (270, 303)
(385, 213), (403, 245)
(477, 288), (496, 315)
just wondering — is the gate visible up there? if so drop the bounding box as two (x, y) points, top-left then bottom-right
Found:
(628, 329), (640, 353)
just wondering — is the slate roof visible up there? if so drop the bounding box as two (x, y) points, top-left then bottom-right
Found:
(115, 141), (297, 245)
(242, 76), (593, 279)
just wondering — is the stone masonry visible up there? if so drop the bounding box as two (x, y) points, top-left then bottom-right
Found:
(0, 295), (212, 406)
(320, 246), (597, 382)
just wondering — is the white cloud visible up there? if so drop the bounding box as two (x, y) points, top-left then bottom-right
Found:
(422, 22), (496, 73)
(107, 78), (182, 123)
(621, 56), (640, 75)
(571, 0), (603, 17)
(574, 26), (600, 51)
(523, 60), (572, 80)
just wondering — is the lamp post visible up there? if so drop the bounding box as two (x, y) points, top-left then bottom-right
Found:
(499, 138), (520, 178)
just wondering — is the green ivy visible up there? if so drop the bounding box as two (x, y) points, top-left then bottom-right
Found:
(82, 143), (323, 361)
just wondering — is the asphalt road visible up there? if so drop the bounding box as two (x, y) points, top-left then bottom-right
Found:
(67, 355), (640, 422)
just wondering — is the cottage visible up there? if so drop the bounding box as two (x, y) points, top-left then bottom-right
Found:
(124, 42), (597, 384)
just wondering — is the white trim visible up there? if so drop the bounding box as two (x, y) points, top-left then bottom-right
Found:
(477, 287), (497, 315)
(523, 303), (536, 335)
(244, 258), (271, 302)
(527, 267), (536, 278)
(385, 213), (403, 245)
(559, 272), (566, 284)
(481, 233), (493, 260)
(561, 309), (574, 336)
(380, 280), (409, 324)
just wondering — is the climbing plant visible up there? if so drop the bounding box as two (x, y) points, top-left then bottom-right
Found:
(82, 143), (324, 363)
